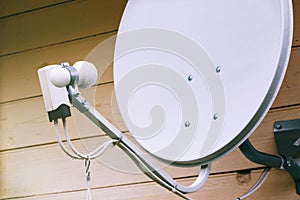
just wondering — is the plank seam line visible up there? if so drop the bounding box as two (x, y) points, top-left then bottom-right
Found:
(270, 103), (300, 111)
(0, 0), (77, 20)
(292, 44), (300, 48)
(0, 29), (118, 58)
(1, 94), (299, 115)
(0, 95), (43, 105)
(0, 81), (114, 105)
(0, 135), (106, 153)
(0, 131), (129, 153)
(0, 34), (298, 58)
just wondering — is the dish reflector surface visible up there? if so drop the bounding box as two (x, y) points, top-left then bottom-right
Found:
(114, 0), (293, 165)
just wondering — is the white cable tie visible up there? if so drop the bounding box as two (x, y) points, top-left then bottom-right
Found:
(172, 182), (179, 193)
(113, 134), (124, 146)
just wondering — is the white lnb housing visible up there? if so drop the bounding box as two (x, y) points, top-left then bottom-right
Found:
(49, 67), (71, 88)
(38, 65), (70, 112)
(73, 61), (98, 89)
(48, 61), (98, 89)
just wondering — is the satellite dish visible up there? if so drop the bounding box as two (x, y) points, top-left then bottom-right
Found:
(113, 0), (293, 165)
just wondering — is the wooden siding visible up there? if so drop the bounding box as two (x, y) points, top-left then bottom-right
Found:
(1, 1), (300, 199)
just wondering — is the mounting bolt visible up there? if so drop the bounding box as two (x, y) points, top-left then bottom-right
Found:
(216, 66), (221, 73)
(213, 113), (218, 120)
(275, 123), (282, 130)
(188, 75), (193, 81)
(286, 160), (292, 167)
(185, 121), (190, 128)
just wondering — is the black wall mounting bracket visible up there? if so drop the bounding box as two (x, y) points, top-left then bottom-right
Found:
(274, 118), (300, 195)
(239, 118), (300, 195)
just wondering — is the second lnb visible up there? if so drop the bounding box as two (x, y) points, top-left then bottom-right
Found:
(49, 61), (98, 89)
(73, 61), (98, 89)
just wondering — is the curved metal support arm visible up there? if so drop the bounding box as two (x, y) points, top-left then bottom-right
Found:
(67, 86), (210, 197)
(239, 139), (284, 169)
(176, 164), (211, 192)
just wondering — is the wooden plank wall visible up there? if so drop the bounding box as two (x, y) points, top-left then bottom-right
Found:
(0, 1), (300, 199)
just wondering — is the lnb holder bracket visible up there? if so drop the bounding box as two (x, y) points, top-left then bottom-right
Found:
(274, 118), (300, 195)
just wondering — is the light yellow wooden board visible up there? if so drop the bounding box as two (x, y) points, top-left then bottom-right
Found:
(0, 0), (299, 104)
(0, 84), (121, 151)
(1, 44), (299, 106)
(1, 105), (300, 198)
(1, 73), (300, 151)
(23, 170), (300, 200)
(0, 135), (269, 199)
(0, 0), (69, 18)
(0, 136), (198, 199)
(0, 32), (116, 103)
(0, 0), (299, 57)
(3, 168), (297, 200)
(0, 0), (127, 56)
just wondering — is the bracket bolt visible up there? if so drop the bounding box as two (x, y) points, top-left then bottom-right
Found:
(188, 75), (193, 81)
(216, 66), (221, 73)
(286, 160), (292, 167)
(213, 113), (218, 120)
(275, 123), (282, 130)
(185, 121), (190, 128)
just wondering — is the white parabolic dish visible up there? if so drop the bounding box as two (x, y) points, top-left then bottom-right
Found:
(113, 0), (293, 165)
